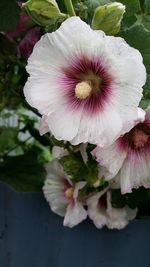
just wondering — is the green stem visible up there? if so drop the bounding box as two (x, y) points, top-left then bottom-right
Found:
(65, 0), (76, 16)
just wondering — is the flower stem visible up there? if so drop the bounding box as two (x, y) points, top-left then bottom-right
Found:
(64, 0), (76, 16)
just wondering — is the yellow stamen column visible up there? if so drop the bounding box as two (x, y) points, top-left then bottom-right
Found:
(75, 81), (92, 99)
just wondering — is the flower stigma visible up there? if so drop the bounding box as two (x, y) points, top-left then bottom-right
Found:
(65, 187), (74, 198)
(75, 81), (92, 99)
(132, 129), (149, 148)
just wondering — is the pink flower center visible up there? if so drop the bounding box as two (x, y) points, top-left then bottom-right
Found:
(132, 129), (149, 148)
(60, 55), (113, 115)
(119, 122), (150, 151)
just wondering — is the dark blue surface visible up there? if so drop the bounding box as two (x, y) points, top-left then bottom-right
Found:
(0, 181), (150, 267)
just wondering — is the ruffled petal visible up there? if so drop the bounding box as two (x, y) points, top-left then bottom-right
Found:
(93, 142), (127, 180)
(24, 75), (65, 115)
(43, 160), (70, 216)
(105, 36), (146, 88)
(46, 105), (83, 141)
(106, 191), (137, 229)
(71, 105), (123, 146)
(87, 191), (108, 229)
(63, 202), (87, 228)
(119, 152), (150, 194)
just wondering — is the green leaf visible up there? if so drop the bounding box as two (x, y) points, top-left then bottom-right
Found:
(59, 153), (87, 181)
(137, 13), (150, 31)
(59, 151), (102, 187)
(0, 148), (45, 192)
(145, 0), (150, 12)
(117, 0), (141, 27)
(121, 24), (150, 105)
(0, 127), (18, 154)
(0, 0), (20, 31)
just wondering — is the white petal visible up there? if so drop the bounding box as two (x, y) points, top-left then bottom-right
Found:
(119, 152), (150, 194)
(120, 108), (145, 136)
(106, 191), (137, 229)
(43, 160), (70, 216)
(24, 76), (64, 115)
(63, 202), (87, 228)
(73, 181), (87, 199)
(93, 142), (127, 180)
(109, 85), (144, 140)
(45, 160), (66, 181)
(105, 36), (146, 88)
(71, 105), (123, 146)
(87, 191), (108, 229)
(79, 143), (88, 164)
(39, 115), (49, 135)
(52, 146), (68, 159)
(46, 105), (83, 141)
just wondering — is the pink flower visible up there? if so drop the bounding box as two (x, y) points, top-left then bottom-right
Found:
(18, 27), (41, 58)
(87, 188), (137, 229)
(43, 160), (87, 228)
(6, 15), (29, 39)
(93, 107), (150, 194)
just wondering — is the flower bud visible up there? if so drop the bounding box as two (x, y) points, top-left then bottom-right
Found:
(92, 2), (125, 35)
(23, 0), (67, 27)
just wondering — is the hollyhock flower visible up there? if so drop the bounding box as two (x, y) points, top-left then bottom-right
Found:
(18, 27), (41, 58)
(93, 107), (150, 194)
(6, 15), (29, 39)
(87, 188), (137, 229)
(24, 16), (146, 146)
(43, 160), (87, 227)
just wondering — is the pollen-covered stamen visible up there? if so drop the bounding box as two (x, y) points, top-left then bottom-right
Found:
(75, 81), (92, 99)
(133, 129), (149, 148)
(65, 187), (74, 199)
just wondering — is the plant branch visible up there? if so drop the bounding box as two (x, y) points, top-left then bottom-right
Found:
(64, 0), (76, 16)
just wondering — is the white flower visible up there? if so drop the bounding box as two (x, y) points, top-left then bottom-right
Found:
(24, 17), (146, 146)
(93, 107), (150, 194)
(43, 160), (87, 227)
(87, 189), (137, 229)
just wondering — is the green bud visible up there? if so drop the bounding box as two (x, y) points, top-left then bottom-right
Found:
(92, 2), (125, 35)
(23, 0), (67, 27)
